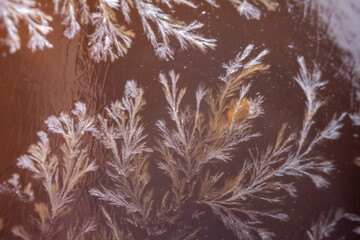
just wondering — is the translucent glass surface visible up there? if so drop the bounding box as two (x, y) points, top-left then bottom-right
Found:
(0, 1), (359, 239)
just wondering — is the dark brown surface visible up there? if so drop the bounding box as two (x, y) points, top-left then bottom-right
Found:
(0, 1), (359, 239)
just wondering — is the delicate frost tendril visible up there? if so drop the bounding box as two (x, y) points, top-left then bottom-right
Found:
(0, 0), (53, 53)
(0, 47), (350, 239)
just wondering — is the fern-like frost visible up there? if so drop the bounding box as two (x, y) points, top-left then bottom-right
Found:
(1, 46), (350, 239)
(156, 48), (345, 239)
(307, 209), (360, 240)
(0, 0), (53, 53)
(14, 102), (97, 239)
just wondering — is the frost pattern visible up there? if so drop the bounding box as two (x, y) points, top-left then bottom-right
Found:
(0, 173), (33, 202)
(228, 0), (278, 19)
(0, 0), (283, 61)
(307, 209), (360, 240)
(292, 0), (360, 169)
(89, 80), (163, 237)
(0, 0), (217, 62)
(0, 47), (349, 239)
(289, 0), (360, 104)
(89, 0), (217, 62)
(204, 0), (279, 20)
(0, 0), (53, 53)
(88, 0), (135, 62)
(13, 102), (97, 239)
(155, 48), (344, 239)
(53, 0), (91, 39)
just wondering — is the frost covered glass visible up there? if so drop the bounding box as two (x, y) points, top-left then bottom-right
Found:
(1, 0), (360, 239)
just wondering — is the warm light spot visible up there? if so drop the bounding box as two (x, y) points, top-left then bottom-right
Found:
(227, 98), (250, 123)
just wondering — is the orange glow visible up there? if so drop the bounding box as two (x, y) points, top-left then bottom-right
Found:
(227, 98), (250, 123)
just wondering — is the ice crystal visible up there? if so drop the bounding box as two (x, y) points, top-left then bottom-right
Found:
(53, 0), (91, 39)
(14, 102), (97, 239)
(0, 0), (53, 53)
(89, 0), (135, 62)
(0, 0), (283, 61)
(120, 0), (216, 61)
(228, 0), (278, 19)
(0, 173), (33, 202)
(289, 0), (360, 97)
(89, 80), (159, 237)
(0, 46), (349, 239)
(155, 50), (344, 239)
(307, 209), (360, 240)
(350, 111), (360, 126)
(79, 0), (218, 61)
(0, 0), (217, 62)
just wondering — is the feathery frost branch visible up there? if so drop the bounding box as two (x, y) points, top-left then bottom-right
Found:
(307, 209), (360, 240)
(0, 0), (283, 58)
(14, 102), (97, 239)
(194, 54), (345, 239)
(89, 0), (135, 62)
(90, 80), (161, 237)
(135, 0), (216, 60)
(66, 218), (96, 240)
(0, 173), (34, 202)
(0, 0), (53, 53)
(53, 0), (91, 39)
(1, 46), (349, 239)
(89, 0), (216, 61)
(229, 0), (279, 19)
(157, 45), (275, 239)
(1, 0), (216, 61)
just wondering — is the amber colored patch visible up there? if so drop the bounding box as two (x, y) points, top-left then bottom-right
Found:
(227, 98), (250, 123)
